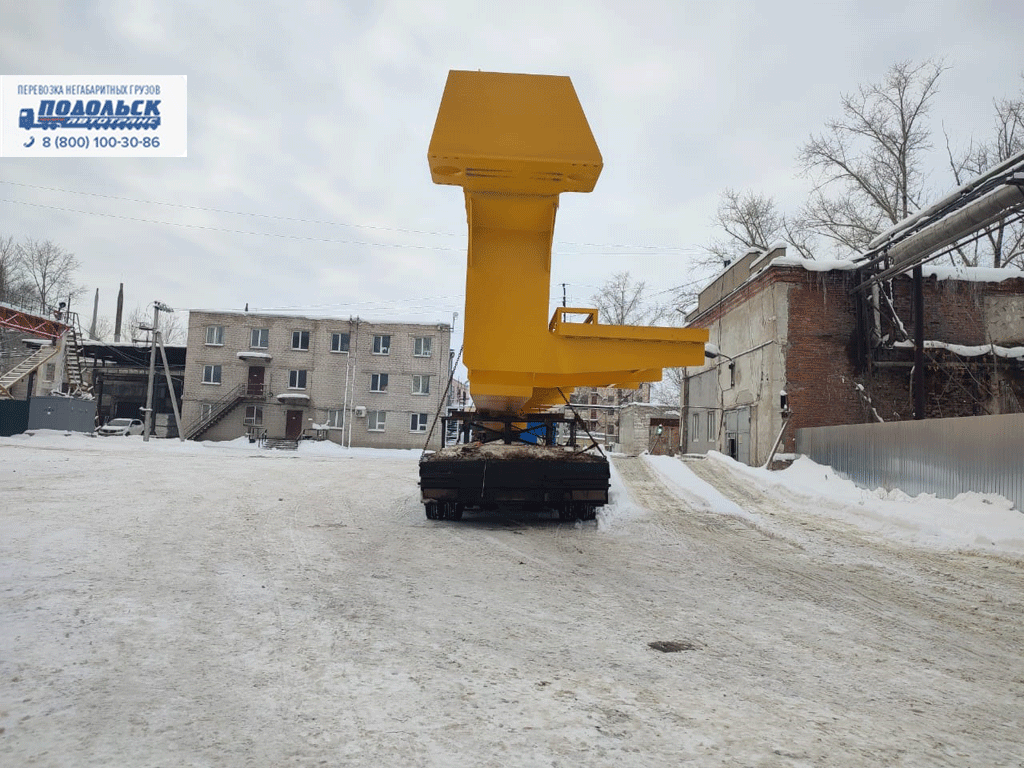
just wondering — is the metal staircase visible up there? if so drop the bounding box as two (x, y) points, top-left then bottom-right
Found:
(0, 345), (60, 399)
(62, 316), (92, 397)
(184, 384), (269, 441)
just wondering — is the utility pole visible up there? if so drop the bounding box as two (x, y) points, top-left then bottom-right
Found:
(142, 304), (159, 442)
(142, 301), (175, 442)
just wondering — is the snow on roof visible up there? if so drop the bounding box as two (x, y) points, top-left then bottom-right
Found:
(767, 255), (859, 272)
(237, 351), (272, 359)
(276, 392), (310, 400)
(190, 307), (452, 328)
(921, 265), (1024, 283)
(892, 340), (1024, 359)
(768, 254), (1024, 283)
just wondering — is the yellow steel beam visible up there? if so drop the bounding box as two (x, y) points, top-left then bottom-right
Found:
(429, 70), (708, 416)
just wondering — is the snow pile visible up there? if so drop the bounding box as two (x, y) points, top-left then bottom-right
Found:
(690, 452), (1024, 558)
(596, 458), (648, 530)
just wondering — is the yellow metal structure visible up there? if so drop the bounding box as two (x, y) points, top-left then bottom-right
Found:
(429, 70), (708, 416)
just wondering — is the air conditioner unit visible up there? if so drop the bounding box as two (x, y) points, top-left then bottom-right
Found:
(355, 406), (367, 417)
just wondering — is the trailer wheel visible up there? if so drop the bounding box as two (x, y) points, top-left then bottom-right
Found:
(424, 501), (439, 520)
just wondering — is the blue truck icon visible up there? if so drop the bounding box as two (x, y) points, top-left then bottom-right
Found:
(20, 108), (60, 129)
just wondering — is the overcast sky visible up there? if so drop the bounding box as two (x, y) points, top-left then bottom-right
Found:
(1, 0), (1022, 350)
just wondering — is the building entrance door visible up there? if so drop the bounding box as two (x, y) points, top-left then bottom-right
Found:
(247, 366), (265, 397)
(286, 410), (303, 440)
(724, 406), (751, 465)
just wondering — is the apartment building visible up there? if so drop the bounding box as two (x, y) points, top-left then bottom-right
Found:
(182, 311), (452, 449)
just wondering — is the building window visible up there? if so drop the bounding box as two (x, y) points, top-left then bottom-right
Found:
(289, 369), (308, 389)
(244, 406), (263, 426)
(331, 332), (350, 353)
(250, 328), (269, 348)
(372, 334), (391, 355)
(707, 410), (717, 441)
(370, 373), (388, 393)
(43, 363), (56, 381)
(729, 362), (736, 388)
(205, 326), (225, 346)
(368, 410), (386, 431)
(327, 409), (343, 427)
(202, 364), (222, 384)
(410, 413), (429, 432)
(412, 374), (430, 395)
(201, 403), (213, 420)
(691, 412), (701, 442)
(291, 330), (310, 350)
(413, 336), (432, 357)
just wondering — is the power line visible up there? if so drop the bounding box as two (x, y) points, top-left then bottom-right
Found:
(0, 179), (702, 253)
(0, 198), (464, 251)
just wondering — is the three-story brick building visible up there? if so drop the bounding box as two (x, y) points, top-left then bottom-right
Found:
(182, 310), (451, 449)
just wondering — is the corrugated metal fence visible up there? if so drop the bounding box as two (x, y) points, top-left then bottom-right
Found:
(797, 414), (1024, 512)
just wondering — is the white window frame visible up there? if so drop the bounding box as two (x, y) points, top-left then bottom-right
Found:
(331, 332), (350, 353)
(707, 410), (717, 441)
(202, 364), (222, 384)
(250, 328), (269, 349)
(291, 330), (310, 350)
(372, 334), (391, 355)
(288, 369), (308, 390)
(205, 325), (225, 346)
(200, 403), (213, 421)
(367, 410), (386, 431)
(413, 336), (432, 358)
(43, 362), (56, 381)
(691, 412), (701, 442)
(410, 413), (429, 432)
(243, 405), (263, 426)
(327, 409), (344, 428)
(411, 374), (430, 395)
(370, 373), (389, 393)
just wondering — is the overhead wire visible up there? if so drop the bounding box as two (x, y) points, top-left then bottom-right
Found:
(0, 179), (703, 255)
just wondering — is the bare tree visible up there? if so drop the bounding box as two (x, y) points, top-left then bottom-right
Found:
(88, 315), (114, 342)
(0, 234), (33, 307)
(590, 271), (668, 327)
(125, 304), (186, 345)
(798, 59), (947, 256)
(704, 189), (815, 267)
(16, 238), (83, 315)
(944, 80), (1024, 268)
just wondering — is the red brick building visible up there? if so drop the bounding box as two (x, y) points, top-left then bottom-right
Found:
(682, 245), (1024, 465)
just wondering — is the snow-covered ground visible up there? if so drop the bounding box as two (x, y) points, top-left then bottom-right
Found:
(2, 431), (1023, 766)
(642, 451), (1024, 559)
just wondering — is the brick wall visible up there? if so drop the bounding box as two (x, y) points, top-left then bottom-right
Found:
(687, 261), (1024, 459)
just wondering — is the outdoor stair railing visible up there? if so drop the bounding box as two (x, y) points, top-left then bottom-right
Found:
(184, 383), (270, 440)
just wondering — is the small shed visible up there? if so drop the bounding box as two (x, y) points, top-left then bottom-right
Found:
(618, 403), (680, 455)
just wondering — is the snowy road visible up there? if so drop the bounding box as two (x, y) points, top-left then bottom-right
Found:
(2, 435), (1023, 767)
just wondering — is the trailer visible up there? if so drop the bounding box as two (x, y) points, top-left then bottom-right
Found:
(419, 411), (608, 520)
(418, 70), (709, 520)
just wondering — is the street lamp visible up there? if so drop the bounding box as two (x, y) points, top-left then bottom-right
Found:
(704, 343), (735, 387)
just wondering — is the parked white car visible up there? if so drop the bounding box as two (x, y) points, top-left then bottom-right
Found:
(96, 418), (145, 437)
